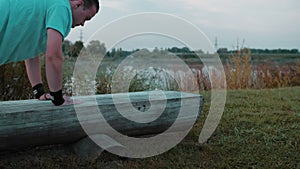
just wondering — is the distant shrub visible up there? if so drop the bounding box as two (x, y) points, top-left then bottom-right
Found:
(0, 62), (32, 100)
(224, 49), (300, 89)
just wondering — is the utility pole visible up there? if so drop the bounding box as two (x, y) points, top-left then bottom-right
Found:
(214, 37), (218, 51)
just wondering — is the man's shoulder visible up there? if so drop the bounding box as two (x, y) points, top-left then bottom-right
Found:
(45, 0), (72, 38)
(46, 0), (71, 9)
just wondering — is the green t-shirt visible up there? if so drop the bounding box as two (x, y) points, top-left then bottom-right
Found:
(0, 0), (72, 65)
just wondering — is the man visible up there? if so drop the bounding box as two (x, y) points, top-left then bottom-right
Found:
(0, 0), (99, 105)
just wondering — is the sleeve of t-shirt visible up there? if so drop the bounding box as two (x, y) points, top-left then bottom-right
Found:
(46, 6), (72, 39)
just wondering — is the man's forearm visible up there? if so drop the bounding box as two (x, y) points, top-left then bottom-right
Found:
(24, 57), (42, 87)
(45, 28), (65, 105)
(45, 54), (63, 92)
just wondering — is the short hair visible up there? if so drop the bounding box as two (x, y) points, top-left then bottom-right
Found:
(83, 0), (100, 12)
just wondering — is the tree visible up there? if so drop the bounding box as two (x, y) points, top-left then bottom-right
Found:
(86, 40), (107, 55)
(217, 48), (228, 54)
(69, 41), (84, 57)
(62, 40), (72, 57)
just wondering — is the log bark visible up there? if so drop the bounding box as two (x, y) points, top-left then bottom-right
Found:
(0, 91), (203, 152)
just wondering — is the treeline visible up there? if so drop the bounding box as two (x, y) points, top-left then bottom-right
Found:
(62, 40), (202, 58)
(217, 48), (299, 54)
(105, 47), (200, 58)
(62, 39), (299, 59)
(62, 40), (107, 58)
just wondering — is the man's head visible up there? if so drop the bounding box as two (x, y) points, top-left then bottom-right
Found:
(70, 0), (99, 28)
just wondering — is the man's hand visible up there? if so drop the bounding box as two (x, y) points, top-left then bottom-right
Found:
(39, 93), (52, 100)
(39, 94), (82, 106)
(62, 96), (83, 106)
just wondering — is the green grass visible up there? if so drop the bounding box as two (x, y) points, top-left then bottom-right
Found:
(0, 87), (299, 169)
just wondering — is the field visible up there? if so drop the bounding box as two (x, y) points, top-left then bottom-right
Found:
(0, 87), (299, 168)
(0, 50), (299, 168)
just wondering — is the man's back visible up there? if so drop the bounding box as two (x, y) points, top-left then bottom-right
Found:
(0, 0), (72, 65)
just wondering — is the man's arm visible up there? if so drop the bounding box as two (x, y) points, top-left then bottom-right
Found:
(45, 28), (63, 92)
(24, 57), (42, 88)
(45, 28), (79, 106)
(45, 28), (66, 105)
(25, 57), (51, 100)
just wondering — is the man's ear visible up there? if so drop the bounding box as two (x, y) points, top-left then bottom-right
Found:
(71, 0), (84, 8)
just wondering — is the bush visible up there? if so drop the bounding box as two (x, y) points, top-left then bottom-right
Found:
(0, 62), (32, 100)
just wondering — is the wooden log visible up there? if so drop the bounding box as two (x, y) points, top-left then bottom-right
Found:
(0, 91), (203, 152)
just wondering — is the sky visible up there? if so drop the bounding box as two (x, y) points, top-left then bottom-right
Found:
(67, 0), (300, 51)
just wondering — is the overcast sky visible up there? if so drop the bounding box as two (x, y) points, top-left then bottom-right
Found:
(67, 0), (300, 50)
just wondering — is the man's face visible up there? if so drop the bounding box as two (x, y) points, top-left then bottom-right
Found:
(72, 4), (97, 28)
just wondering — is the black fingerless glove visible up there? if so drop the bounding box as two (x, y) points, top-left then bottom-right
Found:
(50, 89), (65, 106)
(32, 83), (45, 99)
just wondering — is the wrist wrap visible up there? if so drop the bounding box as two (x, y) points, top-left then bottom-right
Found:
(32, 83), (45, 99)
(50, 90), (65, 106)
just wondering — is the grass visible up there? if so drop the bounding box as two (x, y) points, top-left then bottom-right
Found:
(0, 87), (299, 169)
